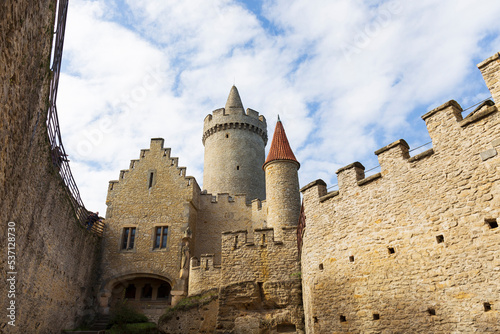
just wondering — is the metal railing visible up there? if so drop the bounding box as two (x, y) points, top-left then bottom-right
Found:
(45, 0), (103, 235)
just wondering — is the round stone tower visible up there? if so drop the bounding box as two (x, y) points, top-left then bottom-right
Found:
(202, 86), (267, 201)
(263, 117), (301, 240)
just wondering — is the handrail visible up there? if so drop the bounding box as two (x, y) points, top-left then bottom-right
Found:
(46, 0), (103, 236)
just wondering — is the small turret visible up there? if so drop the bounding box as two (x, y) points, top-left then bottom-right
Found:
(263, 117), (301, 240)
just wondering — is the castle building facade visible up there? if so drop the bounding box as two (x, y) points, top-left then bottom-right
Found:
(100, 86), (305, 332)
(100, 52), (500, 333)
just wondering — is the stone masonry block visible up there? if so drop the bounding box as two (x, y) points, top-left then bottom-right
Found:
(480, 148), (497, 161)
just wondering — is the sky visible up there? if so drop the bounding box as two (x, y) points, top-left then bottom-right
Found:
(56, 0), (500, 215)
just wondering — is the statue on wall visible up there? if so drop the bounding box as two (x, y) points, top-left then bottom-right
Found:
(180, 243), (190, 269)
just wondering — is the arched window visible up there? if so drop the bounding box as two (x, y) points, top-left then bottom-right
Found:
(157, 283), (171, 299)
(141, 284), (153, 299)
(124, 284), (136, 299)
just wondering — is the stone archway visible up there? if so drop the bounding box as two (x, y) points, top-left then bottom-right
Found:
(100, 273), (173, 322)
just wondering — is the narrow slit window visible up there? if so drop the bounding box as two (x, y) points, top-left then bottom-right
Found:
(319, 263), (324, 270)
(148, 172), (154, 188)
(236, 166), (240, 170)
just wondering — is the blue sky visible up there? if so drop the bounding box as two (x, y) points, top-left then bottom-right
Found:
(57, 0), (500, 214)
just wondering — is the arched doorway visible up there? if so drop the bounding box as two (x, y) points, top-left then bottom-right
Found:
(109, 276), (172, 321)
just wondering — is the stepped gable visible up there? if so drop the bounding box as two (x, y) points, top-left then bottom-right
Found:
(264, 116), (299, 168)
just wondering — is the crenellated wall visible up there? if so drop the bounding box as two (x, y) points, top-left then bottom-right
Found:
(215, 227), (304, 333)
(194, 192), (267, 266)
(300, 57), (500, 333)
(188, 254), (221, 296)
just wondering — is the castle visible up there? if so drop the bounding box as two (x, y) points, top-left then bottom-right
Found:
(98, 51), (500, 334)
(100, 86), (304, 332)
(1, 3), (500, 332)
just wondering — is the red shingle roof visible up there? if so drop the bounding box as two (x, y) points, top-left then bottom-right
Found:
(264, 118), (300, 169)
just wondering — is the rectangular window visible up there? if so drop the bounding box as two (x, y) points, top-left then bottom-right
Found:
(154, 226), (168, 249)
(121, 227), (136, 250)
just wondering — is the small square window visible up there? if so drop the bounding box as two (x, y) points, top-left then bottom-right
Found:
(436, 235), (444, 243)
(388, 247), (395, 254)
(339, 315), (346, 322)
(484, 302), (492, 312)
(427, 308), (436, 316)
(373, 313), (380, 320)
(485, 219), (498, 229)
(349, 256), (354, 262)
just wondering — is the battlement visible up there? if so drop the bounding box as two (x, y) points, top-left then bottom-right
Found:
(220, 226), (300, 286)
(188, 254), (222, 296)
(199, 191), (266, 209)
(300, 52), (500, 333)
(202, 108), (268, 144)
(302, 98), (500, 202)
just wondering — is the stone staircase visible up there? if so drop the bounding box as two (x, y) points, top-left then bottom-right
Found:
(62, 314), (109, 334)
(89, 314), (110, 331)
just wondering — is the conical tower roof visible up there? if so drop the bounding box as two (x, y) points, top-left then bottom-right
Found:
(264, 117), (300, 169)
(225, 85), (244, 113)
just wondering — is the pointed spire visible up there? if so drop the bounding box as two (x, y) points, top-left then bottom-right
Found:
(225, 85), (244, 114)
(264, 117), (300, 169)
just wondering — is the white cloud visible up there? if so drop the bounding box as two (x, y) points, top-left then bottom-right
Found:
(57, 0), (500, 214)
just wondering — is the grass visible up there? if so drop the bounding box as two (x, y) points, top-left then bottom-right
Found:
(159, 289), (218, 323)
(107, 322), (158, 334)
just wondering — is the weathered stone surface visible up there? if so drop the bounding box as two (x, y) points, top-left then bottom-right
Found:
(480, 148), (497, 161)
(301, 92), (500, 333)
(216, 280), (304, 334)
(158, 290), (219, 334)
(101, 138), (200, 315)
(0, 1), (101, 333)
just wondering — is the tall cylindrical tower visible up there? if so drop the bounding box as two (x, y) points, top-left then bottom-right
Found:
(202, 86), (267, 201)
(263, 117), (301, 240)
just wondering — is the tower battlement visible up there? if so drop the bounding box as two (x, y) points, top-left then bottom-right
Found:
(202, 107), (267, 144)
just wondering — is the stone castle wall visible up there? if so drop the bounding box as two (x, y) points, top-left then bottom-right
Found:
(300, 56), (500, 333)
(188, 254), (221, 296)
(215, 227), (304, 333)
(194, 193), (267, 264)
(102, 138), (200, 310)
(0, 1), (101, 333)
